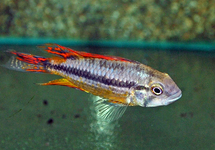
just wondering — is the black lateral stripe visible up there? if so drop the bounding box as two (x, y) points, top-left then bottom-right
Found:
(48, 64), (136, 88)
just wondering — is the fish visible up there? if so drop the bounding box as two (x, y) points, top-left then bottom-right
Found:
(4, 44), (182, 121)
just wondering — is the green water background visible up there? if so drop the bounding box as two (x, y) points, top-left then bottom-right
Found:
(0, 45), (215, 149)
(1, 0), (215, 149)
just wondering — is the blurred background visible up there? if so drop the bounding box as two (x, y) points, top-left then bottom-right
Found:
(0, 0), (214, 49)
(0, 0), (215, 149)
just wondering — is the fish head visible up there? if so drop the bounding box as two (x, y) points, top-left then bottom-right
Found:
(132, 73), (182, 107)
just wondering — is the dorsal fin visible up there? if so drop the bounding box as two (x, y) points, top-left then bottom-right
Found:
(37, 44), (78, 58)
(38, 43), (138, 63)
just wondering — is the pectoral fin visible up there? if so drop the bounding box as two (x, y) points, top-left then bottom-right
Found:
(94, 98), (128, 122)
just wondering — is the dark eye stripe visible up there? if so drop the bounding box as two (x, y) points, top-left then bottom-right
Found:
(134, 85), (149, 91)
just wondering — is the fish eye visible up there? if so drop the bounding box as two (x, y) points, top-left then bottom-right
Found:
(151, 84), (163, 96)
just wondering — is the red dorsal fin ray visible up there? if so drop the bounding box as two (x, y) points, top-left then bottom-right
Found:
(37, 44), (78, 58)
(38, 43), (138, 63)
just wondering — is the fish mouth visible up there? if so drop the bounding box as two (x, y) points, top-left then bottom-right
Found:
(163, 90), (182, 105)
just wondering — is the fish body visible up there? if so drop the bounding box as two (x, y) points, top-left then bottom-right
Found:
(5, 44), (182, 121)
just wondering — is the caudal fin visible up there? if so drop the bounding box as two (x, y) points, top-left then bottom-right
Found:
(4, 51), (49, 73)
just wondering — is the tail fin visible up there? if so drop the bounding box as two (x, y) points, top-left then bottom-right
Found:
(4, 51), (49, 73)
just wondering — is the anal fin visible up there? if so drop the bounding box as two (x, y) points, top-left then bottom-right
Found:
(38, 78), (85, 91)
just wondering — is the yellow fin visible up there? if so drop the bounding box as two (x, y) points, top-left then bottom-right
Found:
(38, 78), (85, 91)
